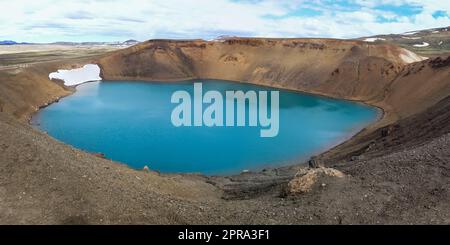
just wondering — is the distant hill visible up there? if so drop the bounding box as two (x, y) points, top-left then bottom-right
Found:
(122, 39), (139, 46)
(0, 40), (34, 45)
(0, 40), (140, 47)
(0, 40), (17, 45)
(50, 40), (140, 47)
(358, 26), (450, 56)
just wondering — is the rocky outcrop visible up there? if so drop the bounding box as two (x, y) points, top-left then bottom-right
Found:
(429, 56), (450, 68)
(285, 167), (345, 195)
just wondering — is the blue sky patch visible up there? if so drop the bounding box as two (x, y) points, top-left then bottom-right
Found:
(374, 4), (423, 16)
(432, 10), (448, 18)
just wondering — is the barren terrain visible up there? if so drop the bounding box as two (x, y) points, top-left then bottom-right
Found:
(0, 37), (449, 224)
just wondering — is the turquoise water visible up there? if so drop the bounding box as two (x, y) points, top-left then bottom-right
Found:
(32, 80), (378, 175)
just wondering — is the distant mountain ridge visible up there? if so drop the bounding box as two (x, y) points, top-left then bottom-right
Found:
(0, 40), (140, 46)
(0, 40), (32, 45)
(358, 26), (450, 56)
(50, 40), (140, 46)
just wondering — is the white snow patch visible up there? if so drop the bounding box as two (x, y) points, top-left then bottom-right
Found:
(49, 64), (102, 86)
(208, 38), (226, 42)
(402, 36), (421, 40)
(403, 31), (418, 35)
(413, 42), (430, 47)
(363, 37), (385, 42)
(399, 48), (428, 64)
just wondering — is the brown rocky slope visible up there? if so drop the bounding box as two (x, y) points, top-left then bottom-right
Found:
(0, 38), (449, 224)
(98, 38), (447, 123)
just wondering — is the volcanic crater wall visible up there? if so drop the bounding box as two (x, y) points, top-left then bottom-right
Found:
(97, 38), (450, 125)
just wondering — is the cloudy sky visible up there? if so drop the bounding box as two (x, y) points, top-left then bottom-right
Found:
(1, 0), (449, 43)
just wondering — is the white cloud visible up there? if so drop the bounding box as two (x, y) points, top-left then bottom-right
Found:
(0, 0), (448, 42)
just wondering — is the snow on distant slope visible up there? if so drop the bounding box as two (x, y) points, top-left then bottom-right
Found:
(413, 42), (430, 47)
(49, 64), (102, 86)
(402, 36), (421, 40)
(363, 37), (385, 42)
(399, 48), (428, 64)
(403, 31), (418, 35)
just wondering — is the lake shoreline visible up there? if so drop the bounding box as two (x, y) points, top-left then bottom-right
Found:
(29, 78), (384, 178)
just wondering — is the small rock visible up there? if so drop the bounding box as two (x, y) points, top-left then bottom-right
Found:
(93, 152), (106, 159)
(308, 156), (322, 168)
(350, 156), (360, 161)
(381, 125), (395, 137)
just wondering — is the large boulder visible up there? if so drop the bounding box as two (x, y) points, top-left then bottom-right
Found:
(286, 167), (345, 195)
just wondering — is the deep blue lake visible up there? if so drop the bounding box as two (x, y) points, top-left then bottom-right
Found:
(32, 80), (378, 175)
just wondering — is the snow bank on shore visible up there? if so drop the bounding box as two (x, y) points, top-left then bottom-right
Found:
(49, 64), (102, 86)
